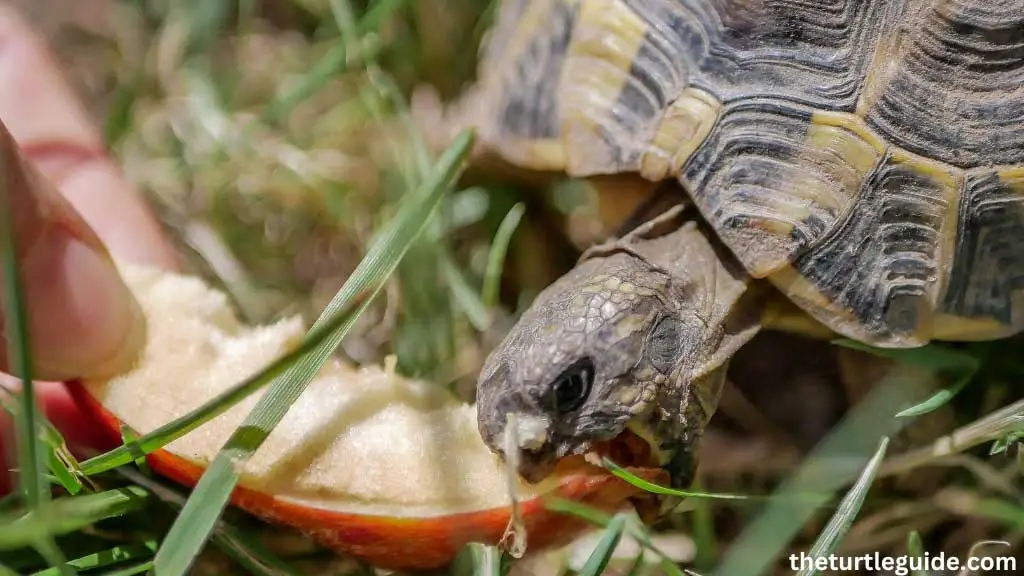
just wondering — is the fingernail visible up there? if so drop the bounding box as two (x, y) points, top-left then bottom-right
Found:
(20, 223), (146, 381)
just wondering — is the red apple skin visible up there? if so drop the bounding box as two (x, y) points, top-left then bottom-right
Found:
(66, 381), (664, 571)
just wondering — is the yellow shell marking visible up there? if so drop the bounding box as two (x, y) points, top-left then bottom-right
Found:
(766, 111), (966, 346)
(495, 138), (569, 171)
(641, 88), (722, 181)
(562, 0), (648, 175)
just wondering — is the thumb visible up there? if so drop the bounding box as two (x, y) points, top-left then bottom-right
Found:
(0, 119), (144, 381)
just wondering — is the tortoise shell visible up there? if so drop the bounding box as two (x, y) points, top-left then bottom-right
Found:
(461, 0), (1024, 348)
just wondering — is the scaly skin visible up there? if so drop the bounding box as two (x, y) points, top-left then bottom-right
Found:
(476, 207), (763, 488)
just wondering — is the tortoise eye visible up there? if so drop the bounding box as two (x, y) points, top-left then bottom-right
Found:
(552, 359), (594, 414)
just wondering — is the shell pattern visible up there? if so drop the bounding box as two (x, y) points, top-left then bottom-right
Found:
(467, 0), (1024, 348)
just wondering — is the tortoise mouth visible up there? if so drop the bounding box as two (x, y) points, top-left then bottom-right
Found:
(585, 428), (665, 521)
(586, 427), (660, 471)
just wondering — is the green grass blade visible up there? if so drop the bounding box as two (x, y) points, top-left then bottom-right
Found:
(328, 0), (358, 39)
(260, 38), (382, 125)
(989, 429), (1023, 455)
(360, 0), (408, 33)
(42, 451), (81, 496)
(623, 550), (647, 576)
(833, 339), (978, 372)
(545, 499), (686, 576)
(103, 83), (138, 147)
(151, 130), (473, 576)
(114, 466), (299, 576)
(895, 370), (975, 418)
(579, 514), (628, 576)
(968, 496), (1024, 530)
(0, 487), (150, 550)
(0, 393), (82, 495)
(175, 0), (232, 56)
(102, 561), (153, 576)
(795, 437), (889, 576)
(0, 144), (46, 509)
(440, 252), (491, 332)
(544, 497), (616, 526)
(482, 203), (525, 309)
(451, 543), (505, 576)
(906, 530), (930, 576)
(30, 539), (74, 576)
(835, 339), (979, 418)
(690, 479), (716, 572)
(29, 541), (158, 576)
(601, 459), (752, 501)
(711, 362), (925, 576)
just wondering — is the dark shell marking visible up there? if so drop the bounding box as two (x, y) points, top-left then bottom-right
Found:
(469, 0), (1024, 347)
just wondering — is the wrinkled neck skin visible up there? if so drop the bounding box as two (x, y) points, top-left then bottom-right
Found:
(475, 215), (764, 489)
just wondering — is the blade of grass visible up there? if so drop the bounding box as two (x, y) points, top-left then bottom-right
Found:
(0, 393), (82, 495)
(260, 37), (382, 125)
(451, 543), (506, 576)
(151, 130), (473, 576)
(29, 541), (158, 576)
(690, 478), (716, 572)
(544, 499), (686, 576)
(579, 514), (627, 576)
(990, 429), (1023, 455)
(173, 0), (232, 56)
(601, 459), (752, 501)
(0, 132), (72, 576)
(328, 0), (359, 41)
(0, 487), (150, 550)
(879, 398), (1024, 478)
(834, 340), (978, 418)
(0, 138), (46, 510)
(0, 492), (18, 513)
(623, 550), (647, 576)
(832, 340), (979, 372)
(114, 466), (300, 576)
(361, 0), (408, 34)
(711, 362), (926, 576)
(544, 496), (615, 526)
(906, 530), (930, 576)
(795, 437), (889, 576)
(482, 202), (525, 309)
(967, 496), (1024, 530)
(30, 540), (74, 576)
(895, 370), (975, 418)
(440, 252), (491, 331)
(102, 561), (153, 576)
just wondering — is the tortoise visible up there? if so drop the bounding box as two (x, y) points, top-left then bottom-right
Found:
(432, 0), (1024, 490)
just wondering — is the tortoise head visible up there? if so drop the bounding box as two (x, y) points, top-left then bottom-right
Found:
(476, 219), (762, 488)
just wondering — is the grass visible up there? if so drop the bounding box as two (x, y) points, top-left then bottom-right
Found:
(1, 0), (1022, 574)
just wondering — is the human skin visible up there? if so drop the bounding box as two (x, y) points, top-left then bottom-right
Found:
(0, 5), (178, 494)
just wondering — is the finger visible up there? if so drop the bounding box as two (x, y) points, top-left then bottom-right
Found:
(0, 4), (178, 269)
(0, 121), (147, 382)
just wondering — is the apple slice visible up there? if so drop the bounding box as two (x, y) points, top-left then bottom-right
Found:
(67, 264), (662, 570)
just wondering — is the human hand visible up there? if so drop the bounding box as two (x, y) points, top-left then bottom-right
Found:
(0, 5), (179, 493)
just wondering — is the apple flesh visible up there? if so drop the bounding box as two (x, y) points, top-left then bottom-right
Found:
(68, 265), (662, 570)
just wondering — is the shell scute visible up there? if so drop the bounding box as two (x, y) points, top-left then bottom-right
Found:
(465, 0), (1024, 344)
